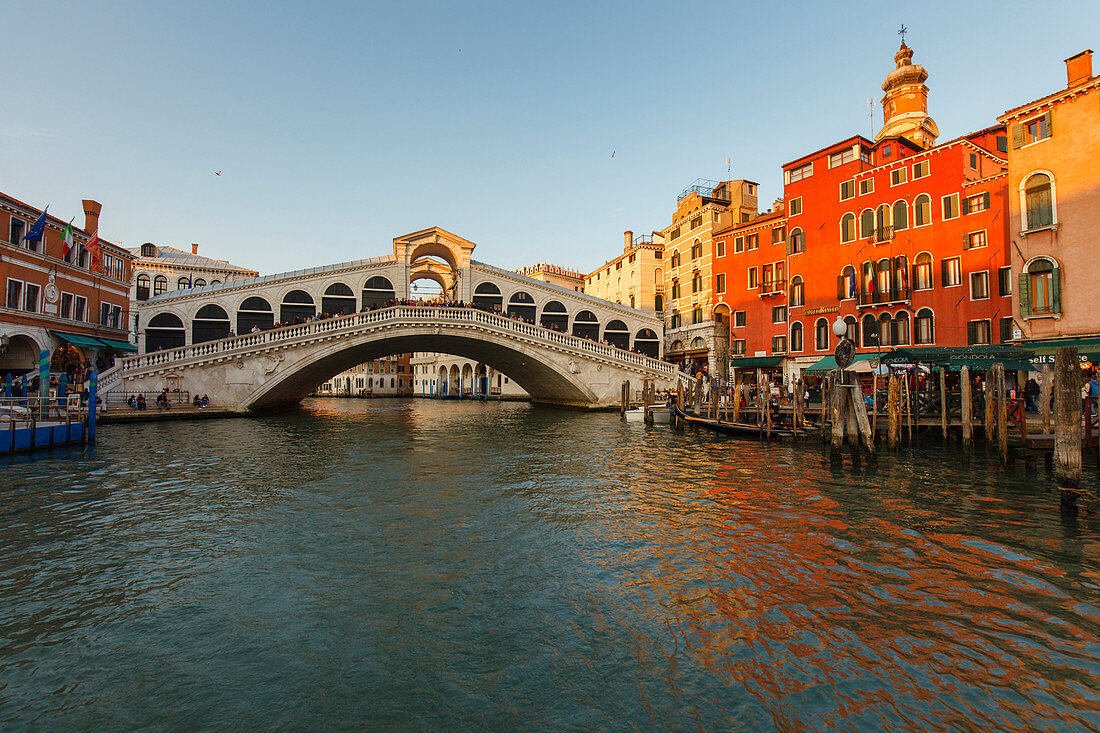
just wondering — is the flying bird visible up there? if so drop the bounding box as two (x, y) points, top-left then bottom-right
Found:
(215, 171), (221, 176)
(611, 151), (615, 158)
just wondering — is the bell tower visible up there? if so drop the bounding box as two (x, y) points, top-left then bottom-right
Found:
(876, 41), (939, 149)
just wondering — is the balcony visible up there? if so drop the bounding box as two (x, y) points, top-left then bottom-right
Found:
(677, 179), (732, 203)
(758, 280), (786, 297)
(869, 225), (894, 244)
(857, 285), (911, 308)
(632, 233), (654, 246)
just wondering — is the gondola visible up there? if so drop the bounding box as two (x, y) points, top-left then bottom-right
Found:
(671, 404), (806, 440)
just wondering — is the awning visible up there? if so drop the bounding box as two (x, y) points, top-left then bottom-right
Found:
(729, 356), (785, 369)
(51, 331), (109, 350)
(802, 353), (879, 374)
(94, 337), (138, 353)
(1024, 338), (1100, 365)
(880, 346), (1035, 371)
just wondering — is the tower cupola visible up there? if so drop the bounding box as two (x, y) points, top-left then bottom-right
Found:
(876, 42), (939, 149)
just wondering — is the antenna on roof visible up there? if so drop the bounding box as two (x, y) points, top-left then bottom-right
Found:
(726, 157), (731, 179)
(867, 97), (875, 138)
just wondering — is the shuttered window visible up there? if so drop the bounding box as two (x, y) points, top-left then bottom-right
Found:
(1024, 173), (1054, 230)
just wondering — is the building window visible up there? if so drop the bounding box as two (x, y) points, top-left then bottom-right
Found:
(915, 305), (932, 343)
(671, 281), (680, 299)
(670, 227), (680, 240)
(964, 231), (987, 250)
(691, 241), (702, 259)
(1023, 173), (1054, 230)
(998, 266), (1012, 297)
(840, 180), (855, 200)
(894, 311), (911, 345)
(716, 241), (725, 257)
(716, 273), (725, 294)
(60, 292), (73, 319)
(1000, 317), (1014, 343)
(841, 213), (856, 243)
(790, 322), (803, 352)
(788, 197), (802, 216)
(970, 271), (990, 300)
(670, 252), (680, 268)
(914, 194), (932, 226)
(772, 305), (786, 324)
(891, 168), (906, 186)
(815, 318), (829, 350)
(772, 335), (787, 354)
(177, 276), (191, 289)
(789, 228), (804, 254)
(731, 339), (746, 355)
(942, 193), (960, 220)
(193, 278), (206, 287)
(734, 310), (746, 327)
(893, 200), (910, 231)
(913, 253), (933, 290)
(1021, 258), (1059, 316)
(690, 216), (702, 229)
(788, 163), (813, 183)
(74, 295), (86, 321)
(967, 319), (992, 345)
(747, 234), (759, 250)
(859, 178), (874, 195)
(964, 192), (990, 214)
(942, 257), (961, 287)
(141, 243), (157, 257)
(772, 226), (785, 244)
(747, 268), (758, 289)
(734, 236), (744, 253)
(6, 279), (23, 309)
(860, 209), (875, 239)
(691, 272), (702, 293)
(970, 153), (979, 169)
(789, 276), (804, 307)
(829, 148), (855, 167)
(136, 274), (151, 301)
(692, 307), (703, 325)
(913, 160), (930, 179)
(839, 265), (857, 300)
(997, 135), (1008, 152)
(1022, 114), (1052, 145)
(9, 218), (25, 245)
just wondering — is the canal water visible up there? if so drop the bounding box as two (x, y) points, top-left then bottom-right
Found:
(1, 399), (1098, 731)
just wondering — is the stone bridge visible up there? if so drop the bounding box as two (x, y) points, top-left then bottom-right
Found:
(111, 227), (673, 408)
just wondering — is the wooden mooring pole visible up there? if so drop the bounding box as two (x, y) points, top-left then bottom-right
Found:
(1041, 363), (1053, 435)
(830, 371), (845, 463)
(961, 366), (973, 458)
(887, 374), (901, 451)
(939, 367), (948, 443)
(994, 364), (1008, 464)
(1053, 346), (1082, 511)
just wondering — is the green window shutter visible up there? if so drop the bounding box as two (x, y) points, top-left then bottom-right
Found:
(1042, 111), (1053, 139)
(967, 321), (977, 345)
(1012, 123), (1024, 149)
(961, 197), (970, 215)
(941, 259), (949, 287)
(1018, 273), (1031, 317)
(836, 275), (845, 301)
(983, 192), (991, 210)
(1052, 267), (1061, 313)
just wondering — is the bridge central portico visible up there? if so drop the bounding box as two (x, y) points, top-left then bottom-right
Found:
(118, 227), (672, 409)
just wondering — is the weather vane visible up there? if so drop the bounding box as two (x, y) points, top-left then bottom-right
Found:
(898, 24), (908, 44)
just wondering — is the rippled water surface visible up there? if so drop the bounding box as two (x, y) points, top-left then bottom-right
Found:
(1, 398), (1098, 731)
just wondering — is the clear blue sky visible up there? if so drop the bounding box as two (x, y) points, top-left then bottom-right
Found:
(4, 1), (1097, 276)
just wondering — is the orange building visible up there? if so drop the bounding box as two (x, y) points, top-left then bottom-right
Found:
(0, 194), (136, 380)
(713, 44), (1013, 380)
(997, 49), (1100, 361)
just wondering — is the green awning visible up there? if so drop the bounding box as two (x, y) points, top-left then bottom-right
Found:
(51, 331), (110, 349)
(95, 337), (138, 353)
(729, 356), (785, 369)
(880, 346), (1035, 371)
(1024, 338), (1100, 365)
(802, 353), (879, 374)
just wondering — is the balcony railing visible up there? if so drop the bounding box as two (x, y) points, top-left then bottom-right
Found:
(870, 225), (894, 244)
(857, 285), (911, 307)
(677, 179), (732, 203)
(632, 234), (654, 246)
(758, 279), (787, 297)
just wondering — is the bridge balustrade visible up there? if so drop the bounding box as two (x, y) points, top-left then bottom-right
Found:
(123, 306), (676, 378)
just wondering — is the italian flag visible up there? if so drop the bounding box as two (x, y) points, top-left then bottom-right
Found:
(61, 219), (74, 256)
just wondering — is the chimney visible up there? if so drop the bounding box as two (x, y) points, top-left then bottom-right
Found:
(191, 243), (199, 255)
(1066, 49), (1093, 87)
(624, 230), (633, 252)
(82, 199), (101, 234)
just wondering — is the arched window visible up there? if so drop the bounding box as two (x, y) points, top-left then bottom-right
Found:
(839, 265), (857, 300)
(472, 282), (503, 312)
(844, 315), (859, 347)
(654, 294), (664, 312)
(1021, 257), (1060, 316)
(914, 194), (932, 226)
(815, 318), (830, 350)
(789, 227), (805, 253)
(876, 204), (891, 240)
(362, 276), (395, 308)
(893, 200), (909, 231)
(145, 312), (185, 352)
(691, 240), (702, 259)
(790, 322), (803, 352)
(322, 282), (356, 315)
(1024, 173), (1054, 230)
(634, 328), (660, 358)
(860, 209), (876, 239)
(691, 271), (702, 293)
(841, 213), (856, 243)
(539, 300), (568, 331)
(506, 291), (536, 323)
(877, 258), (891, 296)
(153, 275), (168, 296)
(913, 253), (933, 290)
(136, 274), (151, 301)
(670, 251), (681, 268)
(210, 280), (221, 286)
(790, 276), (804, 307)
(878, 312), (893, 347)
(603, 320), (630, 349)
(192, 304), (231, 344)
(572, 310), (599, 340)
(193, 278), (206, 288)
(894, 310), (911, 346)
(915, 308), (935, 344)
(237, 296), (274, 334)
(894, 255), (908, 296)
(140, 243), (157, 257)
(671, 280), (681, 299)
(177, 276), (191, 290)
(280, 289), (315, 323)
(862, 314), (879, 346)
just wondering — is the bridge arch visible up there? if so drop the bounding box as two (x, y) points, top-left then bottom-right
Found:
(634, 328), (660, 358)
(193, 304), (231, 343)
(321, 282), (356, 315)
(603, 319), (630, 349)
(362, 276), (395, 308)
(472, 282), (503, 312)
(237, 296), (274, 334)
(146, 313), (186, 352)
(539, 300), (568, 331)
(280, 290), (315, 323)
(506, 291), (536, 323)
(572, 310), (599, 340)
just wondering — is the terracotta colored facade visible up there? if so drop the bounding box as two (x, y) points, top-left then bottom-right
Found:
(0, 194), (135, 377)
(997, 50), (1100, 347)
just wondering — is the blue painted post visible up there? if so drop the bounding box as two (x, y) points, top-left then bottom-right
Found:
(58, 373), (68, 408)
(4, 373), (10, 399)
(87, 369), (97, 444)
(18, 376), (26, 407)
(39, 349), (50, 415)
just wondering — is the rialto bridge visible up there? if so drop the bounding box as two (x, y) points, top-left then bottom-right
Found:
(104, 227), (675, 409)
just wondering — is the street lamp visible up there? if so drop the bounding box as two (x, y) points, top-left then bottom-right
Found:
(832, 316), (847, 339)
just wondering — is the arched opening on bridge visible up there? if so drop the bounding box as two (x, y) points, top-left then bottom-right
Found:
(476, 363), (488, 397)
(603, 320), (630, 349)
(572, 310), (599, 340)
(634, 328), (660, 358)
(237, 296), (274, 334)
(462, 363), (474, 397)
(193, 304), (231, 344)
(322, 283), (356, 315)
(362, 276), (395, 309)
(407, 242), (458, 273)
(506, 291), (536, 324)
(437, 365), (448, 396)
(448, 364), (460, 396)
(146, 313), (186, 352)
(410, 272), (446, 300)
(472, 282), (503, 312)
(539, 300), (568, 331)
(281, 290), (316, 323)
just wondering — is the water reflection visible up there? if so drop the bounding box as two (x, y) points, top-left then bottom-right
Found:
(0, 399), (1097, 730)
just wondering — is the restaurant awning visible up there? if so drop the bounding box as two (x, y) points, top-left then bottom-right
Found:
(94, 337), (138, 353)
(51, 331), (109, 350)
(1024, 337), (1100, 365)
(729, 356), (785, 369)
(802, 353), (879, 374)
(879, 346), (1035, 371)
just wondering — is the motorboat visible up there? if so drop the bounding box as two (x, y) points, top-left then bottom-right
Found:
(624, 405), (671, 424)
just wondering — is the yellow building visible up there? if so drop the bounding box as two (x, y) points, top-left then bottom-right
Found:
(515, 263), (585, 291)
(661, 179), (757, 372)
(997, 49), (1100, 350)
(584, 230), (665, 314)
